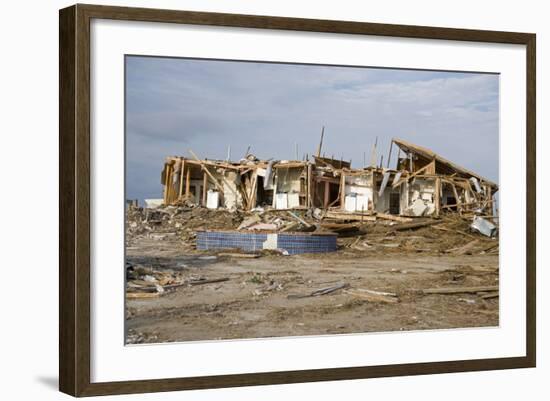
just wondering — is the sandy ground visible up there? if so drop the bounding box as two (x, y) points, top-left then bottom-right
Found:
(125, 235), (499, 344)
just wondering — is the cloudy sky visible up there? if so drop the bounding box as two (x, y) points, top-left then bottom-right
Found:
(126, 56), (499, 203)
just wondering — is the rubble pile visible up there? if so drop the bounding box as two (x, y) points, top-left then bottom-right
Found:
(126, 262), (231, 299)
(341, 213), (499, 255)
(126, 205), (245, 246)
(126, 203), (498, 257)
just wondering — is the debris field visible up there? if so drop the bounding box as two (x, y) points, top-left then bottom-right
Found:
(125, 205), (498, 344)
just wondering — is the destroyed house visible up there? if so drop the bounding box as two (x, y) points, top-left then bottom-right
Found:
(160, 138), (498, 218)
(390, 138), (498, 217)
(161, 155), (315, 211)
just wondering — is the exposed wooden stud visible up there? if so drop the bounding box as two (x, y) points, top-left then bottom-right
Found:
(370, 136), (378, 167)
(324, 180), (330, 209)
(434, 177), (441, 217)
(386, 140), (393, 168)
(178, 158), (185, 198)
(316, 126), (325, 158)
(185, 165), (191, 197)
(163, 163), (172, 205)
(307, 163), (312, 208)
(202, 172), (207, 206)
(339, 173), (346, 211)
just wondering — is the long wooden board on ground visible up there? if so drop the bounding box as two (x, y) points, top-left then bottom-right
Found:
(390, 219), (444, 231)
(324, 211), (377, 222)
(376, 213), (413, 223)
(344, 288), (399, 303)
(218, 252), (260, 258)
(421, 285), (499, 295)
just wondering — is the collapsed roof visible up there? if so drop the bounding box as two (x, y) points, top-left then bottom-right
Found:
(392, 138), (498, 189)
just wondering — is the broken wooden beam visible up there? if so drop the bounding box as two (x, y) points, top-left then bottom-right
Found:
(344, 288), (399, 303)
(324, 211), (376, 222)
(287, 211), (312, 227)
(390, 219), (443, 231)
(188, 277), (230, 286)
(288, 282), (350, 299)
(421, 285), (498, 295)
(218, 253), (260, 259)
(376, 213), (413, 223)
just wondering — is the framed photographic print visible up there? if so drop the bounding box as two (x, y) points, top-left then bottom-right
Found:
(59, 4), (536, 397)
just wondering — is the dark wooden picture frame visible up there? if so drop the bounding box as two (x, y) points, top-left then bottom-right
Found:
(59, 3), (536, 397)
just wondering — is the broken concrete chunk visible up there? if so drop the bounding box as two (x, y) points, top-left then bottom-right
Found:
(237, 214), (262, 230)
(471, 216), (497, 237)
(144, 199), (163, 209)
(410, 198), (428, 216)
(247, 223), (278, 231)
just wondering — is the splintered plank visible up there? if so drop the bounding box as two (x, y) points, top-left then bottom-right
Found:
(287, 282), (350, 299)
(188, 277), (230, 286)
(376, 213), (413, 223)
(421, 285), (498, 295)
(390, 219), (444, 231)
(324, 211), (376, 222)
(344, 289), (399, 303)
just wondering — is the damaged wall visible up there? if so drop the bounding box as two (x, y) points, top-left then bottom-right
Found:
(343, 173), (373, 212)
(219, 170), (243, 210)
(402, 178), (437, 217)
(273, 167), (303, 209)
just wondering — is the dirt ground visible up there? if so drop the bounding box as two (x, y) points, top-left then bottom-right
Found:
(125, 207), (499, 344)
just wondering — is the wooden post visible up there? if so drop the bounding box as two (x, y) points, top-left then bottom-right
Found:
(272, 172), (278, 208)
(178, 158), (185, 199)
(370, 136), (378, 167)
(202, 172), (208, 206)
(434, 177), (441, 217)
(163, 164), (171, 205)
(427, 158), (436, 175)
(486, 186), (493, 214)
(307, 163), (312, 208)
(371, 172), (375, 211)
(339, 174), (346, 211)
(185, 165), (191, 197)
(249, 172), (258, 210)
(451, 183), (461, 212)
(324, 180), (330, 209)
(386, 140), (393, 168)
(316, 126), (325, 158)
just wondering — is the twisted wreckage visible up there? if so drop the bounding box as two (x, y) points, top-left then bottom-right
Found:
(160, 138), (498, 222)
